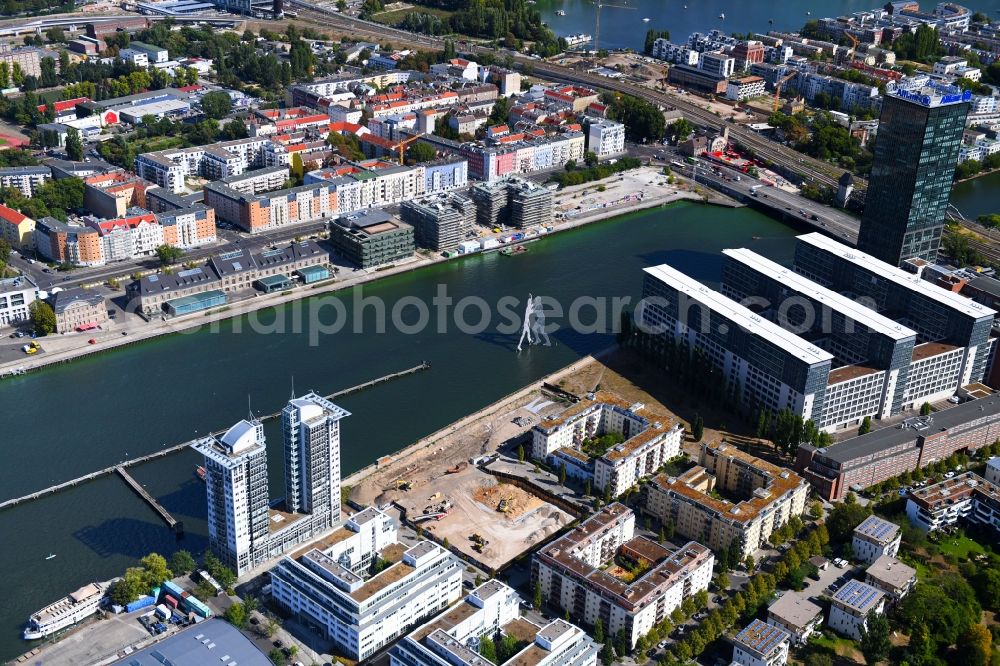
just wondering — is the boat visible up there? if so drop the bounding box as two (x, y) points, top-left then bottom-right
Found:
(564, 33), (592, 46)
(45, 554), (56, 560)
(195, 465), (206, 481)
(500, 245), (529, 256)
(719, 12), (725, 19)
(555, 9), (566, 16)
(642, 17), (650, 22)
(23, 581), (110, 640)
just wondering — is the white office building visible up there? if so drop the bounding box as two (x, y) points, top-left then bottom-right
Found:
(192, 419), (271, 575)
(586, 119), (625, 158)
(0, 275), (37, 328)
(270, 508), (463, 661)
(731, 619), (790, 666)
(828, 580), (885, 640)
(851, 515), (901, 564)
(390, 580), (600, 666)
(698, 51), (735, 78)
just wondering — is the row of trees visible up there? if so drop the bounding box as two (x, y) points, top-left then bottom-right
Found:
(0, 178), (83, 222)
(604, 93), (666, 144)
(552, 156), (642, 188)
(956, 152), (1000, 180)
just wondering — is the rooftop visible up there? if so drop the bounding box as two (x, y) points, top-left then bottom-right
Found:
(907, 471), (1000, 511)
(853, 515), (900, 545)
(111, 618), (270, 666)
(865, 555), (916, 590)
(796, 233), (995, 321)
(644, 264), (834, 366)
(831, 579), (884, 613)
(349, 560), (416, 602)
(767, 592), (822, 630)
(723, 248), (916, 341)
(733, 618), (789, 657)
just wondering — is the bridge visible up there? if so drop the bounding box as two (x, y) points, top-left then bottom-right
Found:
(116, 466), (182, 533)
(0, 362), (430, 513)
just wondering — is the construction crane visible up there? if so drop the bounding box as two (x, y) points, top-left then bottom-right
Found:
(395, 134), (424, 165)
(592, 0), (636, 54)
(772, 72), (797, 112)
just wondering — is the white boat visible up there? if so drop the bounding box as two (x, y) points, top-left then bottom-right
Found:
(45, 554), (56, 560)
(23, 581), (109, 640)
(555, 9), (566, 16)
(719, 12), (725, 19)
(565, 33), (593, 46)
(642, 17), (651, 21)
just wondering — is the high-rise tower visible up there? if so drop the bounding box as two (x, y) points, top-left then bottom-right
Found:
(857, 85), (970, 266)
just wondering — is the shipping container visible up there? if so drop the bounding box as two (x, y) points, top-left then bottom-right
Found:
(125, 595), (156, 613)
(480, 238), (500, 250)
(155, 604), (171, 620)
(164, 594), (179, 609)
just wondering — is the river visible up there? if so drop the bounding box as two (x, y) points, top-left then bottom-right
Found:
(535, 0), (1000, 52)
(951, 170), (1000, 221)
(0, 201), (800, 660)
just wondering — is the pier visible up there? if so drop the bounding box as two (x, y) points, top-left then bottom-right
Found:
(0, 362), (430, 513)
(116, 467), (182, 533)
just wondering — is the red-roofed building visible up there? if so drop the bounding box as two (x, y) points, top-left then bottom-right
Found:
(0, 202), (33, 250)
(37, 97), (91, 121)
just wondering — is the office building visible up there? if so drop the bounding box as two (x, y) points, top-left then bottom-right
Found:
(766, 592), (822, 645)
(731, 619), (790, 666)
(281, 393), (350, 533)
(400, 192), (475, 252)
(532, 503), (713, 649)
(851, 516), (901, 564)
(726, 76), (766, 101)
(329, 210), (414, 268)
(0, 275), (37, 328)
(797, 396), (1000, 501)
(794, 233), (996, 401)
(50, 288), (108, 334)
(390, 580), (599, 666)
(644, 442), (809, 559)
(0, 204), (34, 250)
(586, 119), (626, 158)
(531, 392), (683, 498)
(827, 580), (885, 640)
(857, 85), (971, 265)
(864, 555), (916, 604)
(722, 247), (918, 431)
(905, 471), (1000, 533)
(633, 263), (834, 424)
(192, 393), (350, 575)
(192, 419), (271, 575)
(270, 508), (463, 661)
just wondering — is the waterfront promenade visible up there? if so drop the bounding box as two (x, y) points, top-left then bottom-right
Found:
(0, 175), (703, 379)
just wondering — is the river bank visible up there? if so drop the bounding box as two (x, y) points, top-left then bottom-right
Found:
(0, 175), (704, 379)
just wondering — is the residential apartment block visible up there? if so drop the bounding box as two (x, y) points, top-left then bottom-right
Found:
(329, 209), (415, 269)
(531, 503), (713, 649)
(827, 580), (885, 640)
(644, 442), (808, 559)
(83, 171), (157, 220)
(306, 160), (427, 215)
(585, 119), (626, 158)
(390, 580), (599, 666)
(0, 166), (50, 197)
(531, 392), (684, 498)
(191, 393), (349, 575)
(851, 516), (900, 564)
(270, 509), (463, 661)
(864, 555), (916, 604)
(204, 180), (336, 234)
(905, 471), (1000, 533)
(0, 275), (36, 328)
(135, 137), (274, 193)
(0, 204), (34, 250)
(731, 618), (790, 666)
(796, 396), (1000, 501)
(766, 592), (822, 645)
(458, 128), (585, 182)
(400, 192), (475, 252)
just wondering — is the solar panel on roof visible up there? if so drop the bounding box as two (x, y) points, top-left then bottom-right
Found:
(176, 268), (201, 278)
(218, 250), (243, 260)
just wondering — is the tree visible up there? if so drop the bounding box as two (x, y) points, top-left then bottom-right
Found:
(268, 648), (285, 664)
(584, 151), (598, 168)
(517, 444), (525, 462)
(973, 568), (1000, 611)
(479, 635), (497, 662)
(533, 583), (542, 609)
(658, 525), (666, 544)
(290, 153), (305, 185)
(170, 550), (196, 575)
(643, 29), (669, 54)
(109, 567), (147, 605)
(29, 300), (55, 335)
(667, 117), (694, 144)
(606, 93), (665, 143)
(826, 500), (872, 543)
(594, 618), (605, 643)
(65, 127), (83, 162)
(920, 402), (932, 416)
(155, 244), (184, 266)
(406, 141), (437, 164)
(858, 415), (872, 436)
(859, 610), (890, 664)
(691, 413), (704, 442)
(956, 623), (992, 666)
(558, 462), (567, 485)
(224, 601), (247, 628)
(599, 636), (615, 666)
(140, 553), (172, 587)
(200, 91), (233, 120)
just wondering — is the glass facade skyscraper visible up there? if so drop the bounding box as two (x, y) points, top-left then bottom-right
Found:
(857, 86), (970, 266)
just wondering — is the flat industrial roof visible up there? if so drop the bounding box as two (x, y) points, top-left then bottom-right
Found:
(796, 233), (995, 320)
(643, 264), (834, 366)
(723, 248), (916, 341)
(113, 618), (271, 665)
